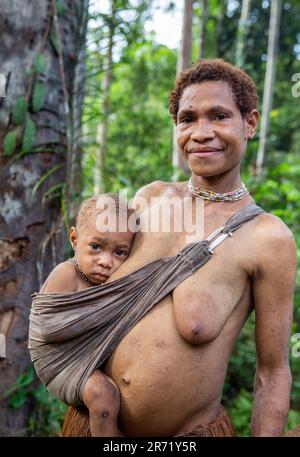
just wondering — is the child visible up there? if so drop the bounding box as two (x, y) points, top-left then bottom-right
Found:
(39, 193), (136, 437)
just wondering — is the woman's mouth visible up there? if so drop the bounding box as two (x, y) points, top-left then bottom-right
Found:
(189, 148), (223, 158)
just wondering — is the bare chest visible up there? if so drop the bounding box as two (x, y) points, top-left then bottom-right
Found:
(112, 210), (252, 347)
(172, 234), (251, 345)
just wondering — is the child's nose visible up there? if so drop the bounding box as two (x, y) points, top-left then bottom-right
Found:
(98, 252), (113, 269)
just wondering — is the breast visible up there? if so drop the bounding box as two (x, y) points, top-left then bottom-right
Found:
(172, 264), (249, 346)
(104, 280), (251, 436)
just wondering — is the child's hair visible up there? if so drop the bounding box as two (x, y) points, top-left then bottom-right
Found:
(75, 193), (135, 232)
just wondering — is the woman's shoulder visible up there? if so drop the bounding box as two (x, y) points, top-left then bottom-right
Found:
(133, 180), (187, 204)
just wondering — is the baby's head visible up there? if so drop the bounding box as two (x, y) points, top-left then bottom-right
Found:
(70, 193), (136, 284)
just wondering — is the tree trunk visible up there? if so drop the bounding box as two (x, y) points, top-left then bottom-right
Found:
(198, 0), (207, 60)
(235, 0), (251, 68)
(172, 0), (194, 179)
(216, 2), (226, 57)
(94, 0), (115, 194)
(256, 0), (282, 178)
(0, 0), (88, 436)
(69, 0), (89, 223)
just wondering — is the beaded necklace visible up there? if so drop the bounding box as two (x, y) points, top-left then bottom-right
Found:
(69, 257), (99, 287)
(187, 177), (249, 202)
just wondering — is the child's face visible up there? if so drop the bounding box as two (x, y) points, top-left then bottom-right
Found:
(70, 209), (134, 284)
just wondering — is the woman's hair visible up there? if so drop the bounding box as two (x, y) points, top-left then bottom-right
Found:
(169, 58), (258, 123)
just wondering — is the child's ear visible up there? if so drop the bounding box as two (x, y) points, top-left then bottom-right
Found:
(69, 226), (78, 251)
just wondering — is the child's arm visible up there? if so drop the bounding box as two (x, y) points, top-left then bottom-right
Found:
(40, 261), (84, 294)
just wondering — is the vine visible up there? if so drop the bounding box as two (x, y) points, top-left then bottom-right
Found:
(3, 0), (72, 226)
(0, 365), (67, 436)
(2, 1), (87, 289)
(2, 1), (74, 290)
(3, 0), (67, 161)
(3, 3), (53, 158)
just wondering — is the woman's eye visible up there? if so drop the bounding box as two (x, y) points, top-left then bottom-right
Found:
(214, 113), (227, 121)
(180, 116), (193, 124)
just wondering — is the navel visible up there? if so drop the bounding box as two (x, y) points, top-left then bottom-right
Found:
(121, 376), (131, 385)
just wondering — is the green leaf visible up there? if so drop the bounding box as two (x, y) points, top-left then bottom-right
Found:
(49, 32), (60, 55)
(22, 118), (36, 153)
(34, 53), (45, 74)
(41, 182), (64, 205)
(31, 164), (64, 201)
(9, 390), (27, 410)
(32, 82), (46, 112)
(56, 0), (66, 16)
(12, 96), (27, 125)
(1, 366), (34, 400)
(3, 131), (17, 156)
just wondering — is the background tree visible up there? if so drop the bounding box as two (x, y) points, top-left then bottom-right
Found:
(256, 0), (282, 177)
(82, 0), (152, 195)
(94, 0), (115, 194)
(235, 0), (251, 67)
(172, 0), (194, 178)
(198, 0), (207, 60)
(69, 0), (90, 223)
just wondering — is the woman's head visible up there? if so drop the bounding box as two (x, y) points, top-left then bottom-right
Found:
(169, 58), (258, 124)
(170, 59), (259, 179)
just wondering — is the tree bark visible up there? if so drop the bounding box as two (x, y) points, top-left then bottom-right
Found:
(69, 0), (89, 223)
(172, 0), (194, 179)
(0, 0), (87, 436)
(256, 0), (282, 178)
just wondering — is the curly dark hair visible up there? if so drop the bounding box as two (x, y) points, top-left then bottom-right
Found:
(169, 58), (258, 123)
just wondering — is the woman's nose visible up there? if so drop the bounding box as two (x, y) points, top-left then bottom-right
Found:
(190, 119), (215, 142)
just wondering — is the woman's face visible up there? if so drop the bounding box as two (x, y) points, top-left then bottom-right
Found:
(176, 81), (258, 178)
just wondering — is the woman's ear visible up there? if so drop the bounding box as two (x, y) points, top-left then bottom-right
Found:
(69, 226), (78, 251)
(246, 109), (259, 140)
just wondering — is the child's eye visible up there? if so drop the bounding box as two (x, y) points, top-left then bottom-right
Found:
(115, 250), (128, 257)
(90, 243), (101, 250)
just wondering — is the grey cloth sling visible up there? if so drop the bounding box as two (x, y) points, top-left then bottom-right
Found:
(29, 203), (264, 406)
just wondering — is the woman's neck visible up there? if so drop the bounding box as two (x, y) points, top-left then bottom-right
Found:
(190, 169), (242, 193)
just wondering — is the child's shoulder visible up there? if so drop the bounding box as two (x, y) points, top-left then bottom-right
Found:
(40, 261), (79, 294)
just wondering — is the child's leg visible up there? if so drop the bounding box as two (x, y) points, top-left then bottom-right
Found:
(82, 370), (123, 437)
